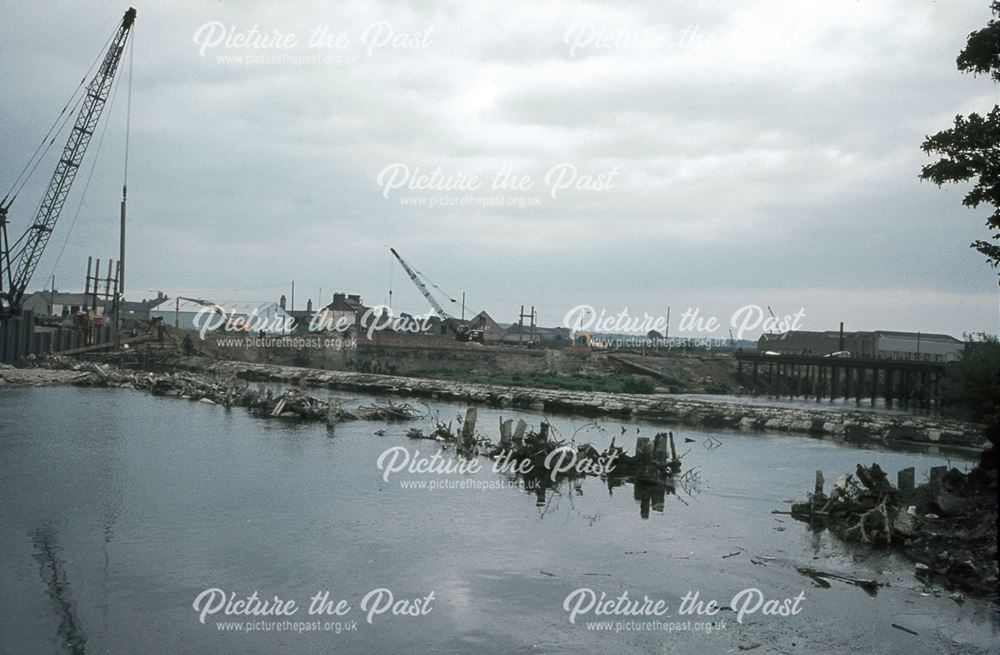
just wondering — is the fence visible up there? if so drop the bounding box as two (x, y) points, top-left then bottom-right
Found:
(0, 310), (115, 364)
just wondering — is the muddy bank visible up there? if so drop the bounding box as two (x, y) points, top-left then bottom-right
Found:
(103, 355), (987, 451)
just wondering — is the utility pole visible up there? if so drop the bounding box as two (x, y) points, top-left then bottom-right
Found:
(461, 291), (465, 321)
(291, 280), (295, 312)
(116, 185), (126, 346)
(84, 257), (92, 312)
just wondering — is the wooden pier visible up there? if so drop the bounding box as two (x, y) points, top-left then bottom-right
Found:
(734, 353), (946, 410)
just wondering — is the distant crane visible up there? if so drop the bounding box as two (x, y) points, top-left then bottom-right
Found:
(0, 8), (137, 318)
(389, 247), (482, 342)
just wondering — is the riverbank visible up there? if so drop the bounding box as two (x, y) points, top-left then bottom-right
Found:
(5, 355), (988, 452)
(72, 354), (983, 453)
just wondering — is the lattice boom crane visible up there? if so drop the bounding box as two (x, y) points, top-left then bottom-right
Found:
(0, 7), (137, 318)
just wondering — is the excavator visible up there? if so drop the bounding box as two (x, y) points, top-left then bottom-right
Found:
(389, 247), (483, 343)
(0, 8), (137, 320)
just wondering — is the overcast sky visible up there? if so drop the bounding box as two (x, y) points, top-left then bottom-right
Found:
(2, 0), (998, 338)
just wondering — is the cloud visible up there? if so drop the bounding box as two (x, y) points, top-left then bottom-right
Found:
(0, 0), (995, 335)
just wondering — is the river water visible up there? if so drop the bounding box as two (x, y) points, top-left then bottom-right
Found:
(0, 387), (996, 654)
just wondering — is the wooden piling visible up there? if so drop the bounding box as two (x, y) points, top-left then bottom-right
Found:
(635, 436), (652, 460)
(460, 407), (478, 448)
(326, 396), (340, 425)
(870, 367), (878, 406)
(499, 418), (513, 447)
(897, 467), (915, 492)
(653, 433), (669, 463)
(814, 470), (824, 496)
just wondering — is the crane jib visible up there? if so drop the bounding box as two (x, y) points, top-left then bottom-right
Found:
(0, 7), (136, 317)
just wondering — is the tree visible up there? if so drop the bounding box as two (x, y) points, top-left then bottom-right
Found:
(941, 334), (1000, 450)
(920, 2), (1000, 271)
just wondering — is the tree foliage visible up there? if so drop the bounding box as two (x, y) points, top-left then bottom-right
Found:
(941, 334), (1000, 447)
(920, 2), (1000, 271)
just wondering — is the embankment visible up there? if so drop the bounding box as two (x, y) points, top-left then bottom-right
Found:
(157, 356), (987, 452)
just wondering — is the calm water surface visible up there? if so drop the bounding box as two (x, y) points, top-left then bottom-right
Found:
(0, 387), (995, 654)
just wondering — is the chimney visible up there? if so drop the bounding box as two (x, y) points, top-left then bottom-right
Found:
(839, 322), (845, 351)
(307, 298), (313, 312)
(279, 294), (287, 310)
(348, 294), (361, 303)
(333, 292), (346, 306)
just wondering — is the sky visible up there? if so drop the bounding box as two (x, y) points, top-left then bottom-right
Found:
(1, 0), (998, 339)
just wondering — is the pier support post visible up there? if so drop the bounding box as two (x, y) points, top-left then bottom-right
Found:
(885, 369), (894, 408)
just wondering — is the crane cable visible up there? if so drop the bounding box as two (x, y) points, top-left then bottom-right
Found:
(413, 267), (457, 303)
(43, 32), (131, 283)
(3, 27), (116, 206)
(6, 89), (90, 256)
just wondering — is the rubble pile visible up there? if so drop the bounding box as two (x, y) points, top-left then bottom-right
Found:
(791, 458), (998, 597)
(25, 356), (425, 425)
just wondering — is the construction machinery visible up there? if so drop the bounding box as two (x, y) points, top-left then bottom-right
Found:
(389, 247), (483, 342)
(0, 8), (137, 319)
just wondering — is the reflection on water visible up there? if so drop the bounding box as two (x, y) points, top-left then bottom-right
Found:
(0, 387), (995, 655)
(31, 526), (87, 655)
(514, 472), (696, 520)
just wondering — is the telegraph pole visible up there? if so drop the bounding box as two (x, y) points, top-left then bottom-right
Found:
(116, 185), (126, 346)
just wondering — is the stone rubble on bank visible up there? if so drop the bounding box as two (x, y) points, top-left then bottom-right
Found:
(157, 357), (987, 451)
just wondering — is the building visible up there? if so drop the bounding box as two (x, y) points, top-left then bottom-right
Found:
(311, 293), (370, 332)
(21, 290), (165, 323)
(284, 297), (318, 333)
(854, 331), (964, 362)
(757, 330), (844, 356)
(150, 299), (294, 335)
(758, 329), (964, 362)
(467, 310), (505, 342)
(501, 323), (571, 345)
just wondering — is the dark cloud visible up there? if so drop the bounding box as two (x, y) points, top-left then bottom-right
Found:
(0, 0), (995, 334)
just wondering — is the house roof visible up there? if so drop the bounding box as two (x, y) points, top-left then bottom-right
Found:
(469, 310), (501, 331)
(323, 296), (368, 313)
